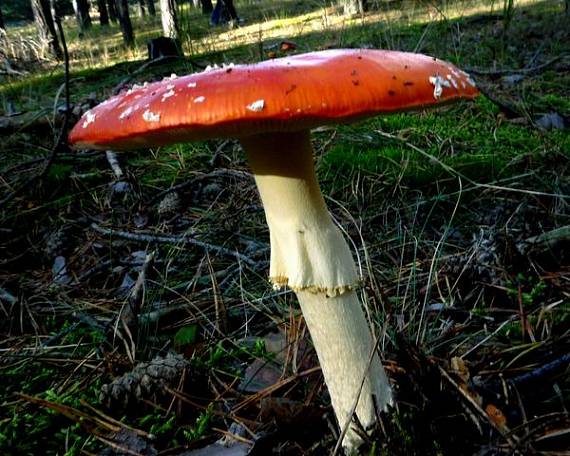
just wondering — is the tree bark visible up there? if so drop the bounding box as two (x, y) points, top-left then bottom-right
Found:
(339, 0), (368, 16)
(200, 0), (213, 14)
(96, 0), (109, 25)
(51, 0), (70, 19)
(160, 0), (179, 41)
(31, 0), (63, 58)
(137, 0), (146, 17)
(107, 0), (117, 22)
(115, 0), (134, 46)
(0, 4), (5, 31)
(72, 0), (92, 31)
(146, 0), (156, 16)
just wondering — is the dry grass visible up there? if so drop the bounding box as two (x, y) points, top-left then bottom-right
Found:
(0, 0), (568, 454)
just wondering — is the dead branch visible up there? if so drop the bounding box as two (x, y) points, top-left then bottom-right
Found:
(121, 251), (155, 328)
(0, 109), (65, 135)
(475, 82), (525, 118)
(521, 225), (570, 253)
(0, 57), (28, 76)
(465, 53), (569, 76)
(90, 223), (256, 266)
(509, 353), (570, 389)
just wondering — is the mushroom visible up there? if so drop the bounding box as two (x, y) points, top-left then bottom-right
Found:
(69, 49), (479, 451)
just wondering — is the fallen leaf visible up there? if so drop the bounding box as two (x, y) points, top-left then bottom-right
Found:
(485, 403), (507, 429)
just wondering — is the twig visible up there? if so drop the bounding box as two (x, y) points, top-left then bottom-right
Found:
(105, 150), (125, 180)
(465, 54), (569, 76)
(90, 223), (256, 266)
(475, 82), (525, 118)
(0, 16), (70, 210)
(0, 287), (17, 305)
(0, 57), (27, 76)
(130, 251), (155, 307)
(522, 225), (570, 252)
(509, 353), (570, 388)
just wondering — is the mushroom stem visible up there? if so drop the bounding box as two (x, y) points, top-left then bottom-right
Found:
(240, 131), (393, 451)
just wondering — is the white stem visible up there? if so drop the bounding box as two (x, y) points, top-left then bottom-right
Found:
(240, 131), (393, 451)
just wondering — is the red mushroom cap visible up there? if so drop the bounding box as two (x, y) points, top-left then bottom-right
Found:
(69, 49), (479, 150)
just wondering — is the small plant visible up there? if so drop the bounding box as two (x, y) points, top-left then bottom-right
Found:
(506, 273), (546, 307)
(182, 405), (213, 442)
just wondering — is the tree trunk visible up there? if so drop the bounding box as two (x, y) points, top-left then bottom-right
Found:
(0, 5), (5, 31)
(137, 0), (146, 17)
(146, 0), (156, 16)
(115, 0), (134, 46)
(96, 0), (109, 25)
(339, 0), (367, 16)
(200, 0), (212, 14)
(107, 0), (117, 22)
(31, 0), (63, 58)
(160, 0), (179, 41)
(51, 0), (74, 18)
(72, 0), (92, 31)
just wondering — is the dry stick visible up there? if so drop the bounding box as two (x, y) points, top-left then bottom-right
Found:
(476, 83), (524, 118)
(90, 223), (256, 266)
(465, 53), (569, 76)
(509, 353), (570, 387)
(375, 130), (570, 200)
(0, 16), (70, 210)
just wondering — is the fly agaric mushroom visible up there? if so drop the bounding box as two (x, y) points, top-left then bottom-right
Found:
(69, 49), (479, 451)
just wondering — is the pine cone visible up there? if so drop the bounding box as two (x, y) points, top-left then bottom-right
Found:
(100, 353), (189, 410)
(157, 191), (181, 216)
(44, 226), (73, 258)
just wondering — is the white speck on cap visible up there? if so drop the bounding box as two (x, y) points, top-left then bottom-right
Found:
(126, 83), (145, 95)
(446, 74), (458, 89)
(194, 96), (206, 103)
(82, 111), (96, 128)
(428, 74), (451, 99)
(187, 82), (197, 88)
(246, 99), (265, 112)
(142, 109), (160, 122)
(162, 89), (176, 102)
(119, 107), (133, 119)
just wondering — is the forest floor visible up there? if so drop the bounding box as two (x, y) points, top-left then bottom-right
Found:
(0, 0), (569, 454)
